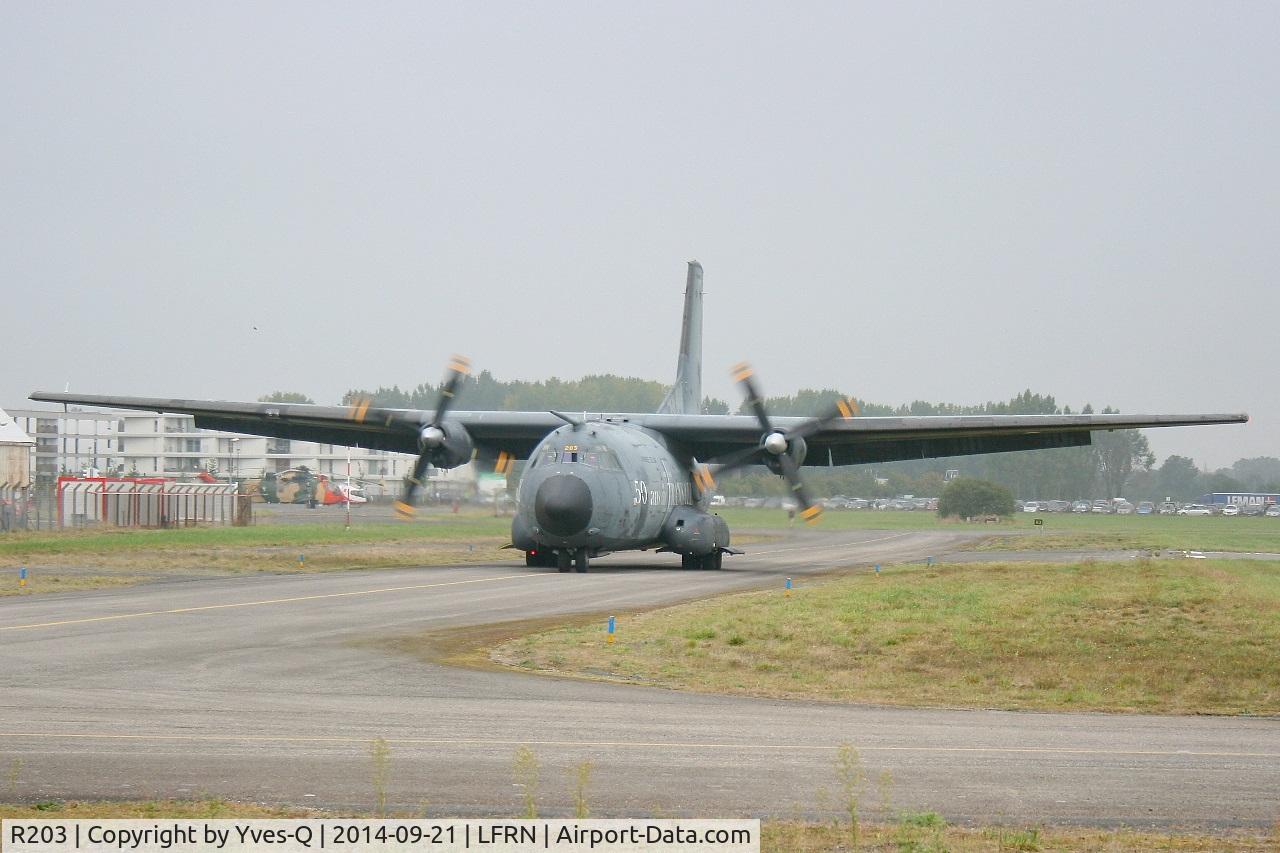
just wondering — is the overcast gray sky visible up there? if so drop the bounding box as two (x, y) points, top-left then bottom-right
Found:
(3, 2), (1275, 469)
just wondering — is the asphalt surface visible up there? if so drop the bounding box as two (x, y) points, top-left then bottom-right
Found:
(1, 529), (1277, 830)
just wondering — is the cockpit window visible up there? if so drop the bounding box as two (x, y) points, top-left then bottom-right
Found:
(585, 449), (621, 471)
(544, 446), (620, 469)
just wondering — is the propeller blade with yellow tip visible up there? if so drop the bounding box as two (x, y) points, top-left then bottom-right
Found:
(398, 356), (472, 517)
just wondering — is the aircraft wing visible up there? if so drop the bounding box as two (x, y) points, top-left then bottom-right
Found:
(27, 393), (562, 459)
(632, 412), (1249, 466)
(28, 392), (1247, 468)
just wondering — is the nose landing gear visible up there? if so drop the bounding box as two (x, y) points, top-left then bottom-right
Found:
(526, 549), (590, 572)
(681, 552), (723, 570)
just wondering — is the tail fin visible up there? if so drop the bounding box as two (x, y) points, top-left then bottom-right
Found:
(657, 261), (704, 415)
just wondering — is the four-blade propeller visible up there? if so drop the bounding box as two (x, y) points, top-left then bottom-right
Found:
(696, 362), (859, 524)
(384, 355), (473, 518)
(345, 353), (476, 517)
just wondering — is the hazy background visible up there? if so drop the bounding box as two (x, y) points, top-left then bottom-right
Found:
(3, 2), (1275, 469)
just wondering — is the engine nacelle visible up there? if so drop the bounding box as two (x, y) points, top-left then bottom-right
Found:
(422, 420), (474, 469)
(764, 435), (807, 476)
(661, 506), (731, 557)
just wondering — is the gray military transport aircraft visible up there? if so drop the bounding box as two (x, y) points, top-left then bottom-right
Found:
(32, 262), (1247, 572)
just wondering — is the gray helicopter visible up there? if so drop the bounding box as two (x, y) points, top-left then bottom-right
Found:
(32, 261), (1247, 573)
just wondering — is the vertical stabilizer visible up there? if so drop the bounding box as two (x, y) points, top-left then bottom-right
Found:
(657, 261), (704, 415)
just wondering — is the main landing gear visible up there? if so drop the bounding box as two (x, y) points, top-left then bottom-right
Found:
(525, 549), (590, 573)
(681, 552), (723, 570)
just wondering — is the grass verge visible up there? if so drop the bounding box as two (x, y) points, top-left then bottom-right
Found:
(492, 558), (1280, 714)
(0, 801), (1273, 851)
(719, 507), (1280, 553)
(0, 513), (514, 557)
(0, 513), (521, 595)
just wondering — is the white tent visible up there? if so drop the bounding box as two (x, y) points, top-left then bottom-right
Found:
(0, 408), (34, 488)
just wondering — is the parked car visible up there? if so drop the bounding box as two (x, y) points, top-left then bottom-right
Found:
(1091, 500), (1111, 514)
(1158, 502), (1177, 515)
(1178, 504), (1213, 516)
(1048, 500), (1071, 513)
(1266, 504), (1280, 517)
(1220, 504), (1240, 517)
(1022, 501), (1040, 513)
(1114, 500), (1134, 515)
(1136, 501), (1155, 515)
(1071, 500), (1091, 513)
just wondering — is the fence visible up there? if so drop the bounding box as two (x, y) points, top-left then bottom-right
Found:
(55, 477), (243, 528)
(0, 483), (38, 531)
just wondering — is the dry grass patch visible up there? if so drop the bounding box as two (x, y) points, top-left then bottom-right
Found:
(494, 559), (1280, 714)
(0, 523), (522, 594)
(0, 799), (317, 822)
(0, 574), (156, 597)
(763, 818), (1279, 851)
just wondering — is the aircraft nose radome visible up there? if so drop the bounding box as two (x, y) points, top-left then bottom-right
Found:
(534, 474), (593, 537)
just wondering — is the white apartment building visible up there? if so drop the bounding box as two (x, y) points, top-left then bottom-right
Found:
(7, 407), (120, 481)
(7, 406), (477, 498)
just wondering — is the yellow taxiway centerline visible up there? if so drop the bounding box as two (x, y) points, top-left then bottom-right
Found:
(0, 573), (542, 632)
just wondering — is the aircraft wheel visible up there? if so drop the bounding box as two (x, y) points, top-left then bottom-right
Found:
(525, 552), (538, 568)
(681, 554), (696, 570)
(711, 552), (723, 570)
(574, 550), (589, 573)
(556, 551), (572, 573)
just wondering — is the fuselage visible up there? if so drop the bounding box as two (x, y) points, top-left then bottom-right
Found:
(509, 419), (727, 559)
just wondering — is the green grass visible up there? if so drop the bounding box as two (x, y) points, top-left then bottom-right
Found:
(718, 507), (960, 531)
(0, 511), (520, 595)
(494, 558), (1280, 714)
(0, 513), (514, 558)
(720, 506), (1280, 552)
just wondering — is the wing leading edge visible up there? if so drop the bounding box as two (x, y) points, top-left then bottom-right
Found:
(29, 392), (1245, 468)
(26, 392), (562, 459)
(638, 411), (1249, 465)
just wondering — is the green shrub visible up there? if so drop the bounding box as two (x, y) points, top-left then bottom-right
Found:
(937, 478), (1015, 518)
